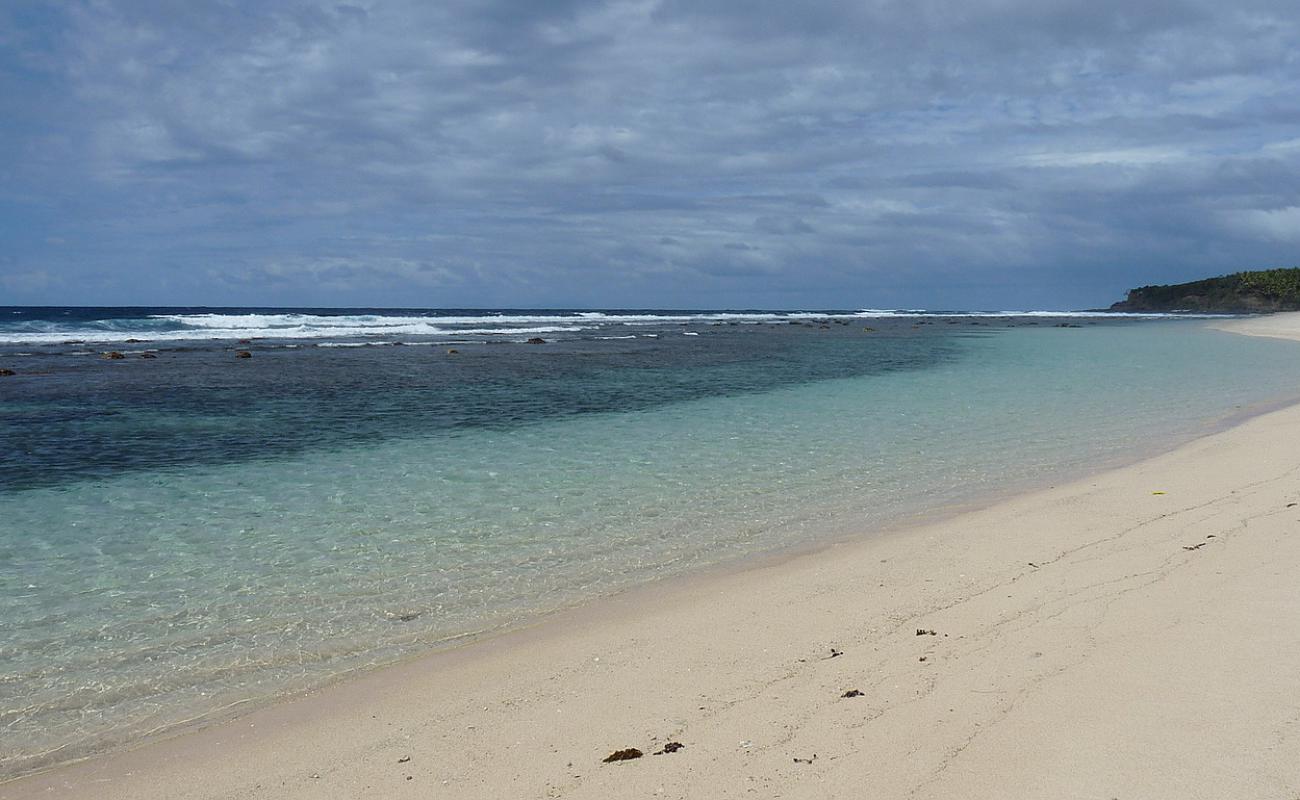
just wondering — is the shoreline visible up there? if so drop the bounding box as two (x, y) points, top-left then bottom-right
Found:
(1210, 311), (1300, 341)
(6, 315), (1300, 798)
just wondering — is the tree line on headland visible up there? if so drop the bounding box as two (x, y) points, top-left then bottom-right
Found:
(1109, 268), (1300, 313)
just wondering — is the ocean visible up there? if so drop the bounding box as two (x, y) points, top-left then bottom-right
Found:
(4, 306), (1300, 777)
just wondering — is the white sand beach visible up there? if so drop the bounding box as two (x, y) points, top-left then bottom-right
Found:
(1214, 311), (1300, 342)
(6, 315), (1300, 800)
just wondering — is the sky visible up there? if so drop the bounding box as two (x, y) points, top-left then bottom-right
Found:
(1, 1), (1298, 310)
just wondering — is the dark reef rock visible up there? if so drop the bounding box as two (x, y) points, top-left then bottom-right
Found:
(526, 337), (547, 344)
(0, 368), (15, 376)
(102, 351), (126, 360)
(235, 350), (252, 359)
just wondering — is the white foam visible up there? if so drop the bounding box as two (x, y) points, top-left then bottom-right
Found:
(0, 320), (590, 344)
(0, 309), (1237, 345)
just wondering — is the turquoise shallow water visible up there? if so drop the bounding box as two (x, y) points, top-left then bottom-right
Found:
(3, 317), (1300, 775)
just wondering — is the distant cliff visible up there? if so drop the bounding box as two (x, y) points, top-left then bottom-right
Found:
(1110, 268), (1300, 313)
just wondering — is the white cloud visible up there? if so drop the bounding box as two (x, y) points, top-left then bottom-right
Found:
(1221, 206), (1300, 243)
(1018, 147), (1189, 169)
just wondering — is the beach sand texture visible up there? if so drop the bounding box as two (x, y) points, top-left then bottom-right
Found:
(1215, 311), (1300, 341)
(6, 314), (1300, 799)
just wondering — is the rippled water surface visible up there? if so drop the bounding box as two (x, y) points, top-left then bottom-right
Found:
(3, 307), (1300, 777)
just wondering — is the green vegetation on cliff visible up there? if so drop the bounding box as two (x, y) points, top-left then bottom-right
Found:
(1111, 268), (1300, 312)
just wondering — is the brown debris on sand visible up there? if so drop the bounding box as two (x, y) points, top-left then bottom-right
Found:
(841, 689), (863, 698)
(917, 629), (938, 636)
(603, 748), (643, 763)
(654, 742), (685, 755)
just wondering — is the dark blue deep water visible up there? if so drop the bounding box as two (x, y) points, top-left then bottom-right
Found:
(0, 307), (1000, 490)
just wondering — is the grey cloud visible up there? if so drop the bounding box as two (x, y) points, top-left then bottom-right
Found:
(2, 0), (1298, 308)
(754, 215), (814, 235)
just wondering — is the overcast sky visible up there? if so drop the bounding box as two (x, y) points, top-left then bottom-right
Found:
(2, 1), (1298, 309)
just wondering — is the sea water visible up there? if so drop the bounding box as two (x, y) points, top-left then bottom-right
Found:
(3, 308), (1300, 777)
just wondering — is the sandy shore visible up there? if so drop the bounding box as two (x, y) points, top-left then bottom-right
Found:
(7, 318), (1300, 799)
(1212, 309), (1300, 341)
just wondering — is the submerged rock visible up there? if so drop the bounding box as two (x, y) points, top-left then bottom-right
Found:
(102, 351), (126, 360)
(235, 350), (252, 359)
(140, 353), (158, 359)
(0, 368), (15, 376)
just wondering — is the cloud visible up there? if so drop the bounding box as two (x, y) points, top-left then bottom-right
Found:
(1221, 206), (1300, 243)
(1, 0), (1298, 308)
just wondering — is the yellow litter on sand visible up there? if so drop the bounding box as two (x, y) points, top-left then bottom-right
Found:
(1152, 491), (1167, 495)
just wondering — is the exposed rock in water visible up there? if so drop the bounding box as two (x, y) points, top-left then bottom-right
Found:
(0, 368), (15, 376)
(102, 351), (126, 360)
(526, 337), (547, 344)
(235, 351), (252, 359)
